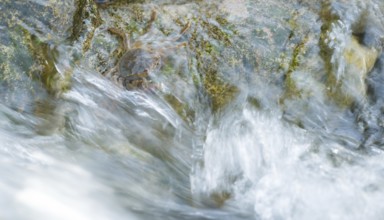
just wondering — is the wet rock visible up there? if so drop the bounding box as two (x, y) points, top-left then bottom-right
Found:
(318, 0), (383, 106)
(275, 0), (383, 142)
(0, 0), (76, 111)
(85, 2), (241, 115)
(0, 0), (102, 113)
(82, 0), (381, 131)
(340, 36), (379, 100)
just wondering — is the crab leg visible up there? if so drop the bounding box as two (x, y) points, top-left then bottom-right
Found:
(155, 41), (188, 57)
(108, 27), (130, 50)
(179, 21), (191, 35)
(102, 65), (118, 77)
(173, 21), (191, 41)
(143, 10), (157, 34)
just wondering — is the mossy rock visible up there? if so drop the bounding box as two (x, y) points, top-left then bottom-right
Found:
(0, 0), (102, 112)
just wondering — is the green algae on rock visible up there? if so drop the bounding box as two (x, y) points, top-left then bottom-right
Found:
(0, 0), (100, 112)
(188, 14), (239, 113)
(0, 0), (105, 97)
(70, 0), (103, 53)
(0, 0), (75, 82)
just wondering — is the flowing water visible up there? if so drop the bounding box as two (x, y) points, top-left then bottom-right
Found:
(1, 0), (384, 219)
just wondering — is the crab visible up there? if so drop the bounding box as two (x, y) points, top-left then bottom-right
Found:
(103, 10), (191, 90)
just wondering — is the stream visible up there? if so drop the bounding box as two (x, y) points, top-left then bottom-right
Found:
(1, 0), (384, 219)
